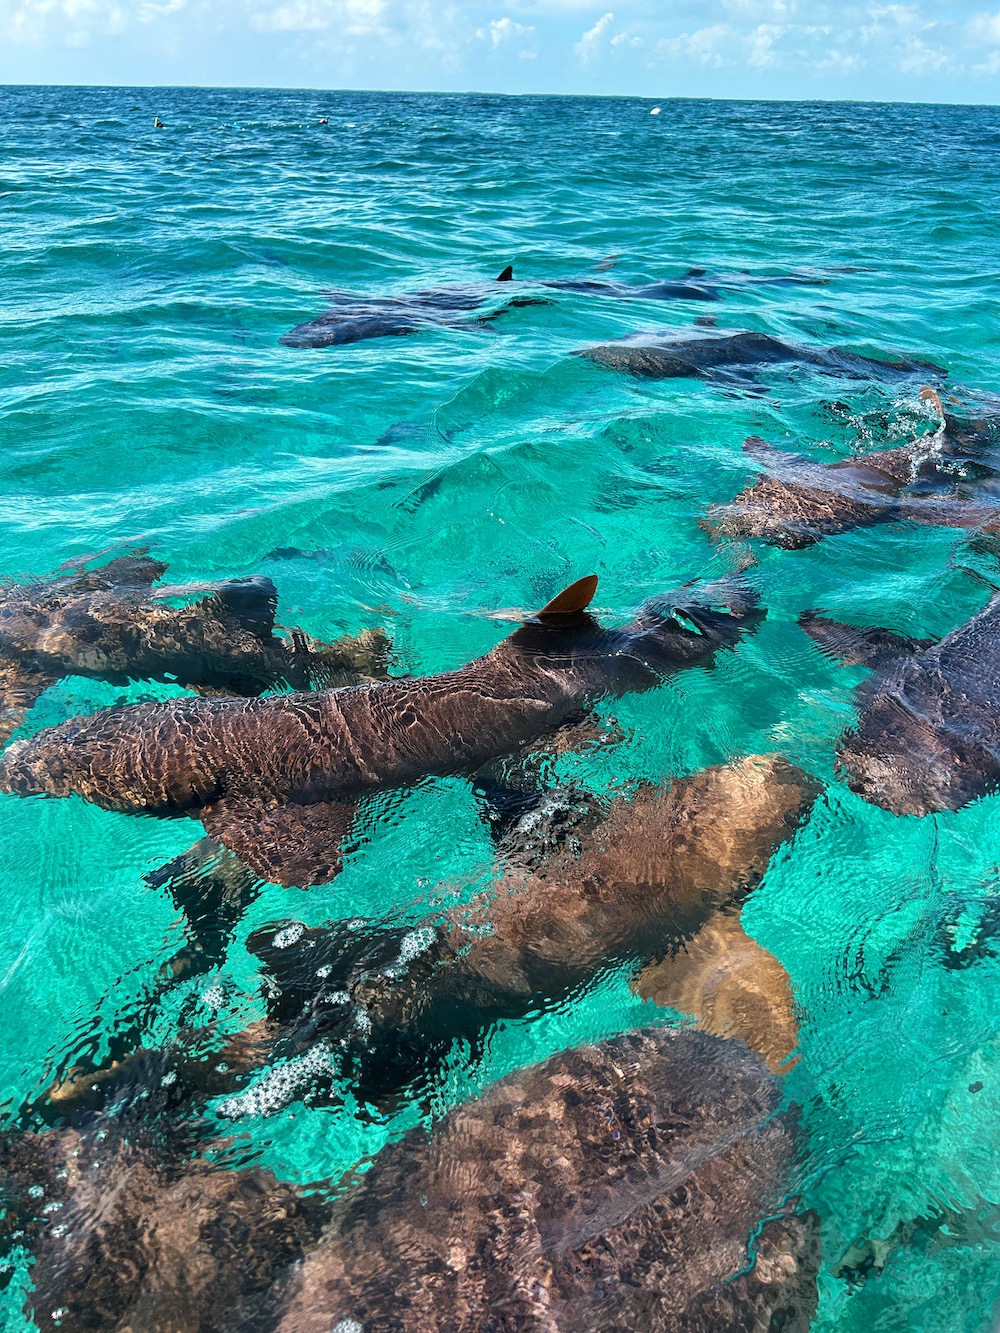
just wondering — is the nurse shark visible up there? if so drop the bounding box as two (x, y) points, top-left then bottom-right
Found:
(705, 388), (1000, 548)
(0, 572), (764, 887)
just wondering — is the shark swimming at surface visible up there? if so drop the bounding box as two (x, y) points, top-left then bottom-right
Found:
(0, 553), (391, 742)
(575, 329), (946, 385)
(0, 572), (764, 886)
(704, 388), (1000, 548)
(5, 1027), (818, 1333)
(800, 588), (1000, 815)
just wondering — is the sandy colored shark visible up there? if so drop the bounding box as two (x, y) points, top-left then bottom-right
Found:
(0, 572), (764, 887)
(8, 1027), (817, 1333)
(0, 553), (390, 743)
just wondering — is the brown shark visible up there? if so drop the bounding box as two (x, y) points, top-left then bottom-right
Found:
(704, 389), (1000, 549)
(799, 592), (1000, 815)
(267, 1026), (818, 1333)
(40, 755), (813, 1125)
(0, 553), (390, 743)
(6, 1028), (817, 1333)
(233, 755), (814, 1116)
(0, 572), (764, 886)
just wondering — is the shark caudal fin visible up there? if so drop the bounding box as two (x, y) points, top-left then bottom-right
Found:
(496, 265), (514, 282)
(536, 574), (599, 617)
(798, 610), (934, 670)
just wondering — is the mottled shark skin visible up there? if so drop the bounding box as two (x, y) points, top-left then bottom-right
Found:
(223, 755), (815, 1118)
(0, 573), (764, 887)
(268, 1027), (818, 1333)
(800, 597), (1000, 815)
(0, 554), (391, 743)
(280, 266), (535, 348)
(0, 1053), (328, 1333)
(37, 755), (813, 1128)
(704, 395), (1000, 549)
(6, 1031), (816, 1333)
(576, 329), (945, 385)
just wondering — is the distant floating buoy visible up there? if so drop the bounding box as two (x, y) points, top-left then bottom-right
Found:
(153, 116), (165, 129)
(649, 106), (661, 116)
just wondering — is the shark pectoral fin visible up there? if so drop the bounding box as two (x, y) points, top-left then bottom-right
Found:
(496, 265), (513, 281)
(742, 436), (811, 479)
(536, 574), (599, 617)
(199, 798), (358, 888)
(0, 657), (52, 744)
(798, 610), (934, 669)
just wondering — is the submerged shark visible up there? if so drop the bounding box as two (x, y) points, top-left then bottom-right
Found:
(268, 1027), (817, 1333)
(800, 591), (1000, 815)
(197, 754), (815, 1119)
(7, 1027), (817, 1333)
(40, 754), (813, 1126)
(0, 554), (391, 743)
(0, 572), (764, 886)
(279, 265), (534, 348)
(280, 265), (836, 349)
(705, 388), (1000, 548)
(576, 329), (945, 385)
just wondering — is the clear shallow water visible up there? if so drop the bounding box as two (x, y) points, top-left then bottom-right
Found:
(1, 84), (1000, 1328)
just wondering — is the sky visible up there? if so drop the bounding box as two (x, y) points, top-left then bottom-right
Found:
(1, 0), (999, 101)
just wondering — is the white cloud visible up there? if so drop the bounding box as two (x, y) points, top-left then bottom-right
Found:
(475, 15), (533, 44)
(574, 10), (614, 64)
(969, 8), (1000, 44)
(656, 22), (732, 67)
(747, 20), (783, 65)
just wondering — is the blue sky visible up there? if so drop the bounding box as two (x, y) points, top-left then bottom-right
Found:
(1, 0), (998, 101)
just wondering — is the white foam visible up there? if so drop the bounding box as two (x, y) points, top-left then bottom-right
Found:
(217, 1043), (336, 1119)
(272, 922), (306, 949)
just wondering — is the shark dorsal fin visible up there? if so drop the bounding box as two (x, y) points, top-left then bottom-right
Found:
(920, 385), (945, 418)
(496, 265), (513, 282)
(536, 574), (598, 618)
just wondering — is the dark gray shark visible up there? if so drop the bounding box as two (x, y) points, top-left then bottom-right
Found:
(576, 329), (945, 385)
(0, 553), (391, 742)
(0, 573), (764, 886)
(705, 389), (1000, 548)
(279, 265), (531, 347)
(800, 593), (1000, 815)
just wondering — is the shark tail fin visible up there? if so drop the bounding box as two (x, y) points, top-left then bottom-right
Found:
(536, 574), (599, 618)
(496, 265), (514, 282)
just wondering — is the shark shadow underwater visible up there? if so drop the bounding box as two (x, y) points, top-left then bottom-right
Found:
(705, 388), (1000, 549)
(0, 572), (764, 887)
(0, 553), (391, 744)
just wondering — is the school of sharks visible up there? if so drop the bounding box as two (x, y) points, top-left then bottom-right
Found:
(3, 260), (1000, 1332)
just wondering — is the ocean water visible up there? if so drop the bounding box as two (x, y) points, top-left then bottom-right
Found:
(2, 83), (1000, 1329)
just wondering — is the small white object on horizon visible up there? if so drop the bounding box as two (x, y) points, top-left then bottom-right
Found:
(650, 106), (661, 115)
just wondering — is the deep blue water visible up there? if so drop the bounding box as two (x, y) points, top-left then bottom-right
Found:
(2, 84), (1000, 1329)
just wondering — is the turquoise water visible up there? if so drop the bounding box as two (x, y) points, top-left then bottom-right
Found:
(3, 83), (1000, 1328)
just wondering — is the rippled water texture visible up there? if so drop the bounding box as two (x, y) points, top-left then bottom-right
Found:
(2, 85), (1000, 1329)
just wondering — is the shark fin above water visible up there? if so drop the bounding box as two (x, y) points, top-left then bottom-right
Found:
(496, 265), (513, 281)
(798, 610), (935, 669)
(536, 574), (599, 617)
(199, 796), (359, 887)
